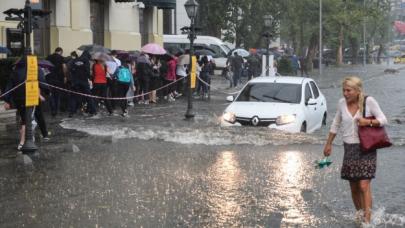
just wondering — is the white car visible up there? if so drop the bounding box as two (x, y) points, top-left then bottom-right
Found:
(221, 76), (327, 133)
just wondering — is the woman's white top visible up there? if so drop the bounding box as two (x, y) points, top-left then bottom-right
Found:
(330, 97), (388, 144)
(176, 65), (187, 77)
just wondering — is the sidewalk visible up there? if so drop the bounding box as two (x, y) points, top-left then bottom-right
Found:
(0, 101), (16, 127)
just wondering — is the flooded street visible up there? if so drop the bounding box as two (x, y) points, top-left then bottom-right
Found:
(1, 65), (405, 227)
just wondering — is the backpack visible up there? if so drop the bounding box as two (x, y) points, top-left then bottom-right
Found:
(115, 66), (132, 84)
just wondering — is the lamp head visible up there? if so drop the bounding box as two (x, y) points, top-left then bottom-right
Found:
(184, 0), (198, 19)
(263, 14), (272, 27)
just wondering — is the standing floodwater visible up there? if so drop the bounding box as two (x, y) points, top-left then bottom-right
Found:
(1, 65), (405, 227)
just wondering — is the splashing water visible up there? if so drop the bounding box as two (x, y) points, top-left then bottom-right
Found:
(60, 118), (324, 146)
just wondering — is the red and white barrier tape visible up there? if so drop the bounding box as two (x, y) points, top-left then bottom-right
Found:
(39, 76), (186, 100)
(196, 74), (241, 95)
(0, 81), (26, 99)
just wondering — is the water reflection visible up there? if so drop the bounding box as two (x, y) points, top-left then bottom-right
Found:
(273, 150), (315, 226)
(205, 151), (246, 226)
(281, 151), (303, 188)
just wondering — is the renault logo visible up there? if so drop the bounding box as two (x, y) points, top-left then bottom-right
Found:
(251, 116), (260, 126)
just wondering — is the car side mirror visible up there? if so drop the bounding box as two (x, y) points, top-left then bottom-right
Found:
(306, 98), (317, 106)
(226, 95), (234, 102)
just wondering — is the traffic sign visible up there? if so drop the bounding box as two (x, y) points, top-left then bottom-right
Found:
(25, 81), (39, 107)
(26, 55), (38, 81)
(191, 56), (197, 89)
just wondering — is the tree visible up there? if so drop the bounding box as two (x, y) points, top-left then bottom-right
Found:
(196, 0), (229, 37)
(196, 0), (391, 70)
(197, 0), (283, 49)
(363, 0), (392, 63)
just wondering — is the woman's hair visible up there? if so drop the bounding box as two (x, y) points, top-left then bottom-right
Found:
(342, 76), (365, 114)
(201, 56), (209, 65)
(122, 61), (129, 68)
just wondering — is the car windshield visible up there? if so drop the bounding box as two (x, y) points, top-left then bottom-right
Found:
(222, 44), (231, 54)
(236, 82), (302, 104)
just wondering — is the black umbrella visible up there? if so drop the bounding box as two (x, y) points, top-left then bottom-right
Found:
(78, 44), (110, 54)
(38, 60), (55, 69)
(116, 50), (140, 62)
(166, 46), (184, 55)
(15, 59), (54, 70)
(194, 49), (216, 57)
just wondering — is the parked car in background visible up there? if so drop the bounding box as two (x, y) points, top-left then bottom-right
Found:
(221, 76), (327, 133)
(163, 35), (231, 69)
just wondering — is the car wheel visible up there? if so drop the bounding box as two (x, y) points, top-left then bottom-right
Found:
(300, 122), (307, 133)
(322, 113), (327, 126)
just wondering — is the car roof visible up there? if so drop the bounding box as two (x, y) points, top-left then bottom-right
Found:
(248, 76), (312, 84)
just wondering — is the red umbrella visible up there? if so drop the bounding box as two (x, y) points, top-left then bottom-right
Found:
(394, 21), (405, 35)
(141, 43), (166, 55)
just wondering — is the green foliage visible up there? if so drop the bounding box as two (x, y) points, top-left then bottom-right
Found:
(280, 0), (391, 66)
(277, 57), (293, 75)
(197, 0), (283, 48)
(195, 0), (391, 66)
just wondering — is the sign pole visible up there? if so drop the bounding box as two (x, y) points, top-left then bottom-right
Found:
(21, 0), (38, 154)
(185, 18), (195, 119)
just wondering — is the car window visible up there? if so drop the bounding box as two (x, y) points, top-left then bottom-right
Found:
(236, 83), (302, 103)
(209, 44), (226, 57)
(309, 81), (320, 98)
(221, 44), (231, 54)
(305, 83), (313, 102)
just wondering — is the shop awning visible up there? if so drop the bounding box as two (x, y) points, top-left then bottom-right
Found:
(138, 0), (176, 9)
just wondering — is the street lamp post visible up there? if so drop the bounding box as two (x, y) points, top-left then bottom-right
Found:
(263, 15), (272, 76)
(319, 0), (323, 76)
(184, 0), (198, 119)
(3, 1), (51, 154)
(21, 0), (37, 154)
(363, 0), (366, 67)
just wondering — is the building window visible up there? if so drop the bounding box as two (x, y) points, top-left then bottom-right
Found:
(163, 9), (173, 34)
(90, 0), (105, 46)
(32, 0), (50, 56)
(6, 29), (24, 57)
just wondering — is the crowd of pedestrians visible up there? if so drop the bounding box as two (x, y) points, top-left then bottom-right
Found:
(3, 45), (218, 125)
(2, 45), (275, 151)
(41, 47), (219, 118)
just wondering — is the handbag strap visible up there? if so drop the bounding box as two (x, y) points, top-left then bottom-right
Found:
(363, 95), (369, 118)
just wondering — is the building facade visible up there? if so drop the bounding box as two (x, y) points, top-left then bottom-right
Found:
(0, 0), (175, 56)
(392, 0), (405, 21)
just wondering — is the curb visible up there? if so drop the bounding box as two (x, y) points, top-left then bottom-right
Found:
(0, 101), (16, 121)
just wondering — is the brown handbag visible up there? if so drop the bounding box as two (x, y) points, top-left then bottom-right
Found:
(358, 96), (392, 153)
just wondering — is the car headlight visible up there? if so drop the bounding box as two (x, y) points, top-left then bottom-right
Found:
(276, 114), (296, 125)
(222, 112), (236, 123)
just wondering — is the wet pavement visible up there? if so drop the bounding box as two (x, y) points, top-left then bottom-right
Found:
(1, 64), (405, 227)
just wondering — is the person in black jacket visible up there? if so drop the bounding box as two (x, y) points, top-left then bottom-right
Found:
(136, 53), (152, 104)
(199, 56), (212, 99)
(3, 57), (50, 150)
(68, 51), (96, 117)
(46, 47), (67, 116)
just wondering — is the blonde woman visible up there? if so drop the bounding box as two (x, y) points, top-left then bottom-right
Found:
(323, 76), (388, 224)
